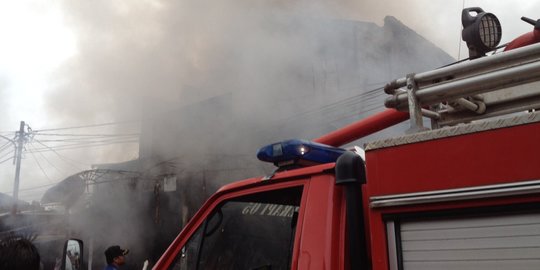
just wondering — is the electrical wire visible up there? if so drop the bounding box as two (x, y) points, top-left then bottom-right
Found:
(27, 139), (139, 153)
(303, 92), (383, 121)
(302, 87), (383, 116)
(276, 87), (385, 125)
(33, 120), (140, 132)
(0, 148), (14, 162)
(0, 169), (134, 197)
(28, 142), (67, 176)
(0, 182), (60, 194)
(33, 139), (87, 170)
(252, 85), (388, 139)
(28, 131), (140, 148)
(30, 136), (138, 147)
(0, 155), (14, 165)
(0, 140), (12, 151)
(0, 144), (14, 156)
(288, 90), (384, 124)
(28, 137), (139, 150)
(0, 168), (142, 195)
(33, 132), (141, 137)
(35, 137), (139, 143)
(0, 134), (15, 150)
(27, 144), (54, 183)
(329, 104), (385, 123)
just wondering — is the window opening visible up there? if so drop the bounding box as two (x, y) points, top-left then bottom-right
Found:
(169, 186), (302, 270)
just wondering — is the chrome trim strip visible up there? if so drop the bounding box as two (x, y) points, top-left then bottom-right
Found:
(386, 221), (399, 270)
(370, 179), (540, 208)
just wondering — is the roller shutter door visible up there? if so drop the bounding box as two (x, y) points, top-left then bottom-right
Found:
(389, 212), (540, 270)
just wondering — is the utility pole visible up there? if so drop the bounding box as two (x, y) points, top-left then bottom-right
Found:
(11, 121), (26, 215)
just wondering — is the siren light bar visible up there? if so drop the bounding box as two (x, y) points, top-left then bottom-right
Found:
(257, 139), (346, 167)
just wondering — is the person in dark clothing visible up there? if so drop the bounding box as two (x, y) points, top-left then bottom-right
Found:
(0, 234), (41, 270)
(104, 245), (129, 270)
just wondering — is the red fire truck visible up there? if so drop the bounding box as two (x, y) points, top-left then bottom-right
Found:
(144, 8), (540, 270)
(61, 7), (540, 270)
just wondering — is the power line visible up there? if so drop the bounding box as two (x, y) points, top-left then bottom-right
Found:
(0, 134), (15, 152)
(299, 93), (381, 120)
(260, 86), (390, 142)
(329, 104), (385, 123)
(0, 149), (14, 162)
(35, 148), (67, 176)
(28, 130), (140, 149)
(28, 143), (66, 177)
(33, 132), (140, 137)
(300, 87), (383, 117)
(276, 90), (385, 128)
(0, 140), (12, 152)
(31, 136), (138, 147)
(33, 139), (87, 170)
(320, 95), (385, 121)
(0, 168), (141, 195)
(312, 92), (384, 119)
(276, 86), (385, 125)
(27, 144), (54, 183)
(33, 120), (140, 132)
(0, 155), (14, 165)
(28, 138), (139, 151)
(0, 182), (60, 194)
(0, 144), (14, 156)
(27, 139), (139, 153)
(35, 137), (139, 143)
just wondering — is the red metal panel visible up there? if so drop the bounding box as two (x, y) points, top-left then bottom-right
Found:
(217, 163), (335, 193)
(366, 122), (540, 270)
(366, 122), (540, 196)
(297, 173), (345, 270)
(360, 184), (388, 270)
(367, 210), (390, 270)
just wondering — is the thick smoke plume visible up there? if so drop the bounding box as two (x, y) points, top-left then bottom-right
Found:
(31, 1), (457, 269)
(48, 0), (452, 128)
(3, 1), (540, 269)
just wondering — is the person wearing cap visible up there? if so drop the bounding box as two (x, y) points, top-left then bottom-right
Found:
(104, 245), (129, 270)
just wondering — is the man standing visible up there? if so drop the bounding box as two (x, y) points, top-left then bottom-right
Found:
(104, 245), (129, 270)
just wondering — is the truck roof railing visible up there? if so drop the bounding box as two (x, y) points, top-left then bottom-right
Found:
(384, 42), (540, 130)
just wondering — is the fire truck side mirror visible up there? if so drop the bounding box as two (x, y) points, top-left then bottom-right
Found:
(462, 7), (502, 59)
(62, 239), (83, 270)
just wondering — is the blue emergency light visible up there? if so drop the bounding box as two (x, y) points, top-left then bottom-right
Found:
(257, 139), (346, 167)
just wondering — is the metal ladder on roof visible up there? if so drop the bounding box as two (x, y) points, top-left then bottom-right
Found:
(383, 42), (540, 131)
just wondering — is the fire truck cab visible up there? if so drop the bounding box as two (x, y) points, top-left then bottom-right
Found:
(148, 8), (540, 270)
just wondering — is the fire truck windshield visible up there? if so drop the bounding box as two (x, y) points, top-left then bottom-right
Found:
(168, 186), (302, 270)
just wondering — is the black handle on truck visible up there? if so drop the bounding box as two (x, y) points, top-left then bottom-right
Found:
(336, 151), (369, 270)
